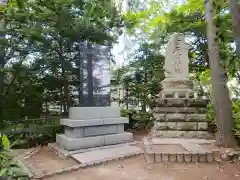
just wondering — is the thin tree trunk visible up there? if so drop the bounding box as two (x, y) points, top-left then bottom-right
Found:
(228, 0), (240, 55)
(60, 89), (63, 116)
(58, 38), (69, 116)
(0, 17), (5, 90)
(125, 82), (129, 109)
(205, 0), (237, 147)
(62, 71), (69, 116)
(142, 72), (148, 112)
(45, 100), (48, 118)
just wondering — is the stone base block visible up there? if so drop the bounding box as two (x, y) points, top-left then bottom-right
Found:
(56, 132), (133, 151)
(64, 124), (125, 138)
(154, 130), (212, 139)
(155, 122), (208, 131)
(161, 78), (193, 89)
(69, 107), (121, 120)
(60, 117), (129, 127)
(154, 98), (209, 107)
(153, 113), (208, 122)
(159, 89), (195, 99)
(153, 107), (207, 114)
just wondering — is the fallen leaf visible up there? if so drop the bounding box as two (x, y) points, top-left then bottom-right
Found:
(118, 164), (124, 168)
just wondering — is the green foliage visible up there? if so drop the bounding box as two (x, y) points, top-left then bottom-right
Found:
(2, 135), (10, 150)
(124, 0), (240, 75)
(233, 100), (240, 138)
(1, 118), (62, 148)
(1, 0), (123, 122)
(0, 0), (239, 146)
(0, 134), (29, 180)
(112, 43), (164, 117)
(120, 108), (153, 130)
(207, 100), (240, 138)
(113, 0), (240, 139)
(120, 109), (136, 117)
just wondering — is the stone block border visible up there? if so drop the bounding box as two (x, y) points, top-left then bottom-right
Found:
(19, 147), (143, 180)
(144, 151), (220, 164)
(143, 137), (221, 164)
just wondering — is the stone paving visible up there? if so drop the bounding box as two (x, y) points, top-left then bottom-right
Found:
(48, 141), (139, 158)
(18, 143), (143, 179)
(144, 138), (220, 164)
(16, 137), (240, 180)
(71, 145), (143, 165)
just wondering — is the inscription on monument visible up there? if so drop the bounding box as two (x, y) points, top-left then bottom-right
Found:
(164, 33), (189, 79)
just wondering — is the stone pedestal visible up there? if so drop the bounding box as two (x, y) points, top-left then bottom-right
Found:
(56, 107), (133, 151)
(152, 78), (212, 138)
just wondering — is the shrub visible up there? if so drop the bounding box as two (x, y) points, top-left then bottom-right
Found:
(0, 134), (29, 180)
(120, 109), (153, 130)
(207, 100), (240, 139)
(233, 100), (240, 138)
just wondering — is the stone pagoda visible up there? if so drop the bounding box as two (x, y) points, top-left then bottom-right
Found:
(151, 33), (211, 139)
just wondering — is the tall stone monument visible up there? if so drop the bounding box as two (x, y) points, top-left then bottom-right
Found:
(152, 33), (211, 138)
(56, 42), (133, 151)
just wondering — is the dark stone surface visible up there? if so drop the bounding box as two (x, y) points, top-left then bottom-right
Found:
(78, 42), (111, 107)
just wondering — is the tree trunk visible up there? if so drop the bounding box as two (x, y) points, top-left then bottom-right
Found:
(205, 0), (237, 147)
(86, 42), (94, 106)
(228, 0), (240, 55)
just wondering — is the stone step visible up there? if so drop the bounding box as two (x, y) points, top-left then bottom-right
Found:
(150, 138), (215, 145)
(56, 132), (133, 151)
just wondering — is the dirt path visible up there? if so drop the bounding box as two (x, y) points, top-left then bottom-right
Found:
(16, 131), (239, 180)
(44, 155), (240, 180)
